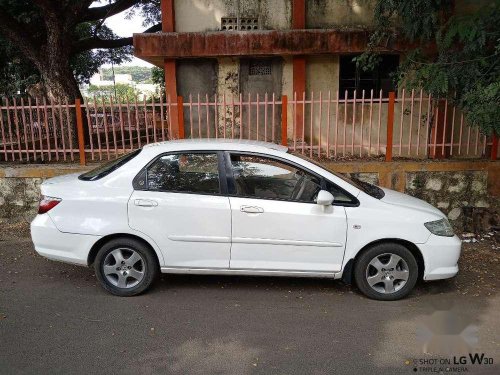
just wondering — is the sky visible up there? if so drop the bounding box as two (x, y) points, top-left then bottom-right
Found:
(92, 1), (154, 68)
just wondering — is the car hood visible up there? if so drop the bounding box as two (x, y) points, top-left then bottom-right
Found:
(380, 188), (445, 219)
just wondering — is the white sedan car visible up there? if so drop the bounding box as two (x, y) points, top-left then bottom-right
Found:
(31, 140), (461, 300)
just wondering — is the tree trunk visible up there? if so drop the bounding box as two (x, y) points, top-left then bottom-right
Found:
(40, 65), (82, 104)
(37, 62), (86, 149)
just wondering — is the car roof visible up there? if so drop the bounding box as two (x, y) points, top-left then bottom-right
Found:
(142, 139), (289, 153)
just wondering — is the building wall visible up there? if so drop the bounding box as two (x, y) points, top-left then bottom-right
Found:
(306, 0), (376, 28)
(168, 0), (431, 151)
(177, 59), (219, 137)
(174, 0), (291, 32)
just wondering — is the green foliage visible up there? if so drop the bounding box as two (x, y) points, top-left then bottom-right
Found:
(359, 0), (500, 135)
(71, 21), (133, 85)
(151, 67), (165, 89)
(85, 84), (139, 102)
(0, 0), (160, 98)
(100, 66), (153, 83)
(0, 37), (38, 96)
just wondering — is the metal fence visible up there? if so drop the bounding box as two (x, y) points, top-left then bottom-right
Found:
(0, 90), (498, 164)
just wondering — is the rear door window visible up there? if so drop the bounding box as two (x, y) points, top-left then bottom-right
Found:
(146, 153), (221, 194)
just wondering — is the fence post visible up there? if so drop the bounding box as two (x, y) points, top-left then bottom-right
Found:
(75, 99), (86, 166)
(492, 133), (498, 161)
(385, 92), (395, 162)
(281, 95), (288, 146)
(177, 96), (185, 139)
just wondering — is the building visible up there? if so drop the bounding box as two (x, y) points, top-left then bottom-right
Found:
(132, 0), (481, 157)
(81, 72), (159, 100)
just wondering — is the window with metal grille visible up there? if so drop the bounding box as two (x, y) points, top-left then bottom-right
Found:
(339, 54), (399, 99)
(249, 59), (272, 76)
(221, 17), (259, 31)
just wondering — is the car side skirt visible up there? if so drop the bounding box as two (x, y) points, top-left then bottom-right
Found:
(161, 267), (340, 279)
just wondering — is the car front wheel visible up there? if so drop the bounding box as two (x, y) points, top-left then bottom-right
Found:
(94, 238), (159, 296)
(354, 243), (419, 301)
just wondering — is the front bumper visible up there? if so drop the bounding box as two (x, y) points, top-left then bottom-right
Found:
(31, 214), (100, 266)
(418, 234), (461, 281)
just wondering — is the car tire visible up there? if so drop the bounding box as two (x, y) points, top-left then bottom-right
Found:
(94, 238), (159, 296)
(354, 243), (418, 301)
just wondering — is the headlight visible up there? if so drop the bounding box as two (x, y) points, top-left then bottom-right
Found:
(424, 218), (454, 237)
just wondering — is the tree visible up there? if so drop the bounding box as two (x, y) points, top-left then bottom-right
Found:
(0, 0), (161, 104)
(151, 66), (165, 90)
(358, 0), (499, 135)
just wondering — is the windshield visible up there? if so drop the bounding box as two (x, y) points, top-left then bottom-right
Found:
(79, 149), (142, 181)
(291, 152), (385, 200)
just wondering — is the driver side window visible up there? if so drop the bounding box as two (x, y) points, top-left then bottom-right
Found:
(229, 154), (321, 203)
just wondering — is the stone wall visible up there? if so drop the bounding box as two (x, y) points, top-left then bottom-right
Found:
(342, 169), (498, 232)
(1, 161), (499, 232)
(405, 171), (498, 232)
(0, 165), (87, 224)
(0, 177), (44, 223)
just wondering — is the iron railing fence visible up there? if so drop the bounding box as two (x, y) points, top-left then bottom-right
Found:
(0, 90), (498, 164)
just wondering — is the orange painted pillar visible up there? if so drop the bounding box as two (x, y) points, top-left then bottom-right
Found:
(292, 0), (306, 139)
(161, 0), (180, 139)
(385, 92), (395, 162)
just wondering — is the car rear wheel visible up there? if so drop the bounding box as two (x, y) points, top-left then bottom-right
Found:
(94, 238), (159, 296)
(354, 243), (418, 301)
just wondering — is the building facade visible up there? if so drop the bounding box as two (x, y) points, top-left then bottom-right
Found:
(133, 0), (484, 159)
(133, 1), (405, 138)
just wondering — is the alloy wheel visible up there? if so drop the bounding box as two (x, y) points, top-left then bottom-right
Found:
(102, 248), (145, 289)
(365, 253), (410, 294)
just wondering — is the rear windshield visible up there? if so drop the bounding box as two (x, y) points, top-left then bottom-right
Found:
(79, 149), (142, 181)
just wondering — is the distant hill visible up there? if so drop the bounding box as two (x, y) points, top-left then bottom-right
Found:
(101, 66), (152, 83)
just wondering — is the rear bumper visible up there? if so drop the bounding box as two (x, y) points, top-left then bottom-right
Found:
(418, 234), (461, 281)
(31, 214), (100, 266)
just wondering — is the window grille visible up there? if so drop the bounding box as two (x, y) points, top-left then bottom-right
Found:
(249, 59), (272, 76)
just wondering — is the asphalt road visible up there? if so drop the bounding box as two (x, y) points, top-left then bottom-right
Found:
(1, 234), (499, 375)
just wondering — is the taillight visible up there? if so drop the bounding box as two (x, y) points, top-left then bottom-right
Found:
(38, 195), (62, 214)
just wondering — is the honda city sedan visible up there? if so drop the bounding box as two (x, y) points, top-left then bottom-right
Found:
(31, 140), (461, 300)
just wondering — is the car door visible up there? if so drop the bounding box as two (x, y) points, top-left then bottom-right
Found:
(128, 151), (231, 269)
(226, 152), (348, 273)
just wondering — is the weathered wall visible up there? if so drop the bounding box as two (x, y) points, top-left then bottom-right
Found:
(306, 0), (376, 28)
(177, 59), (219, 137)
(405, 171), (497, 231)
(174, 0), (291, 32)
(174, 0), (378, 32)
(168, 0), (432, 156)
(0, 177), (43, 223)
(1, 161), (498, 232)
(240, 57), (283, 140)
(0, 165), (87, 224)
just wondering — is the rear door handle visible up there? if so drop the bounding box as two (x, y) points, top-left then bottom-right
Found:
(134, 199), (158, 207)
(240, 205), (264, 214)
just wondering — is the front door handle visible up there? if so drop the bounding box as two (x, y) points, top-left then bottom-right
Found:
(134, 199), (158, 207)
(240, 205), (264, 214)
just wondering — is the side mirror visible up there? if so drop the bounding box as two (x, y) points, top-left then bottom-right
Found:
(316, 190), (334, 206)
